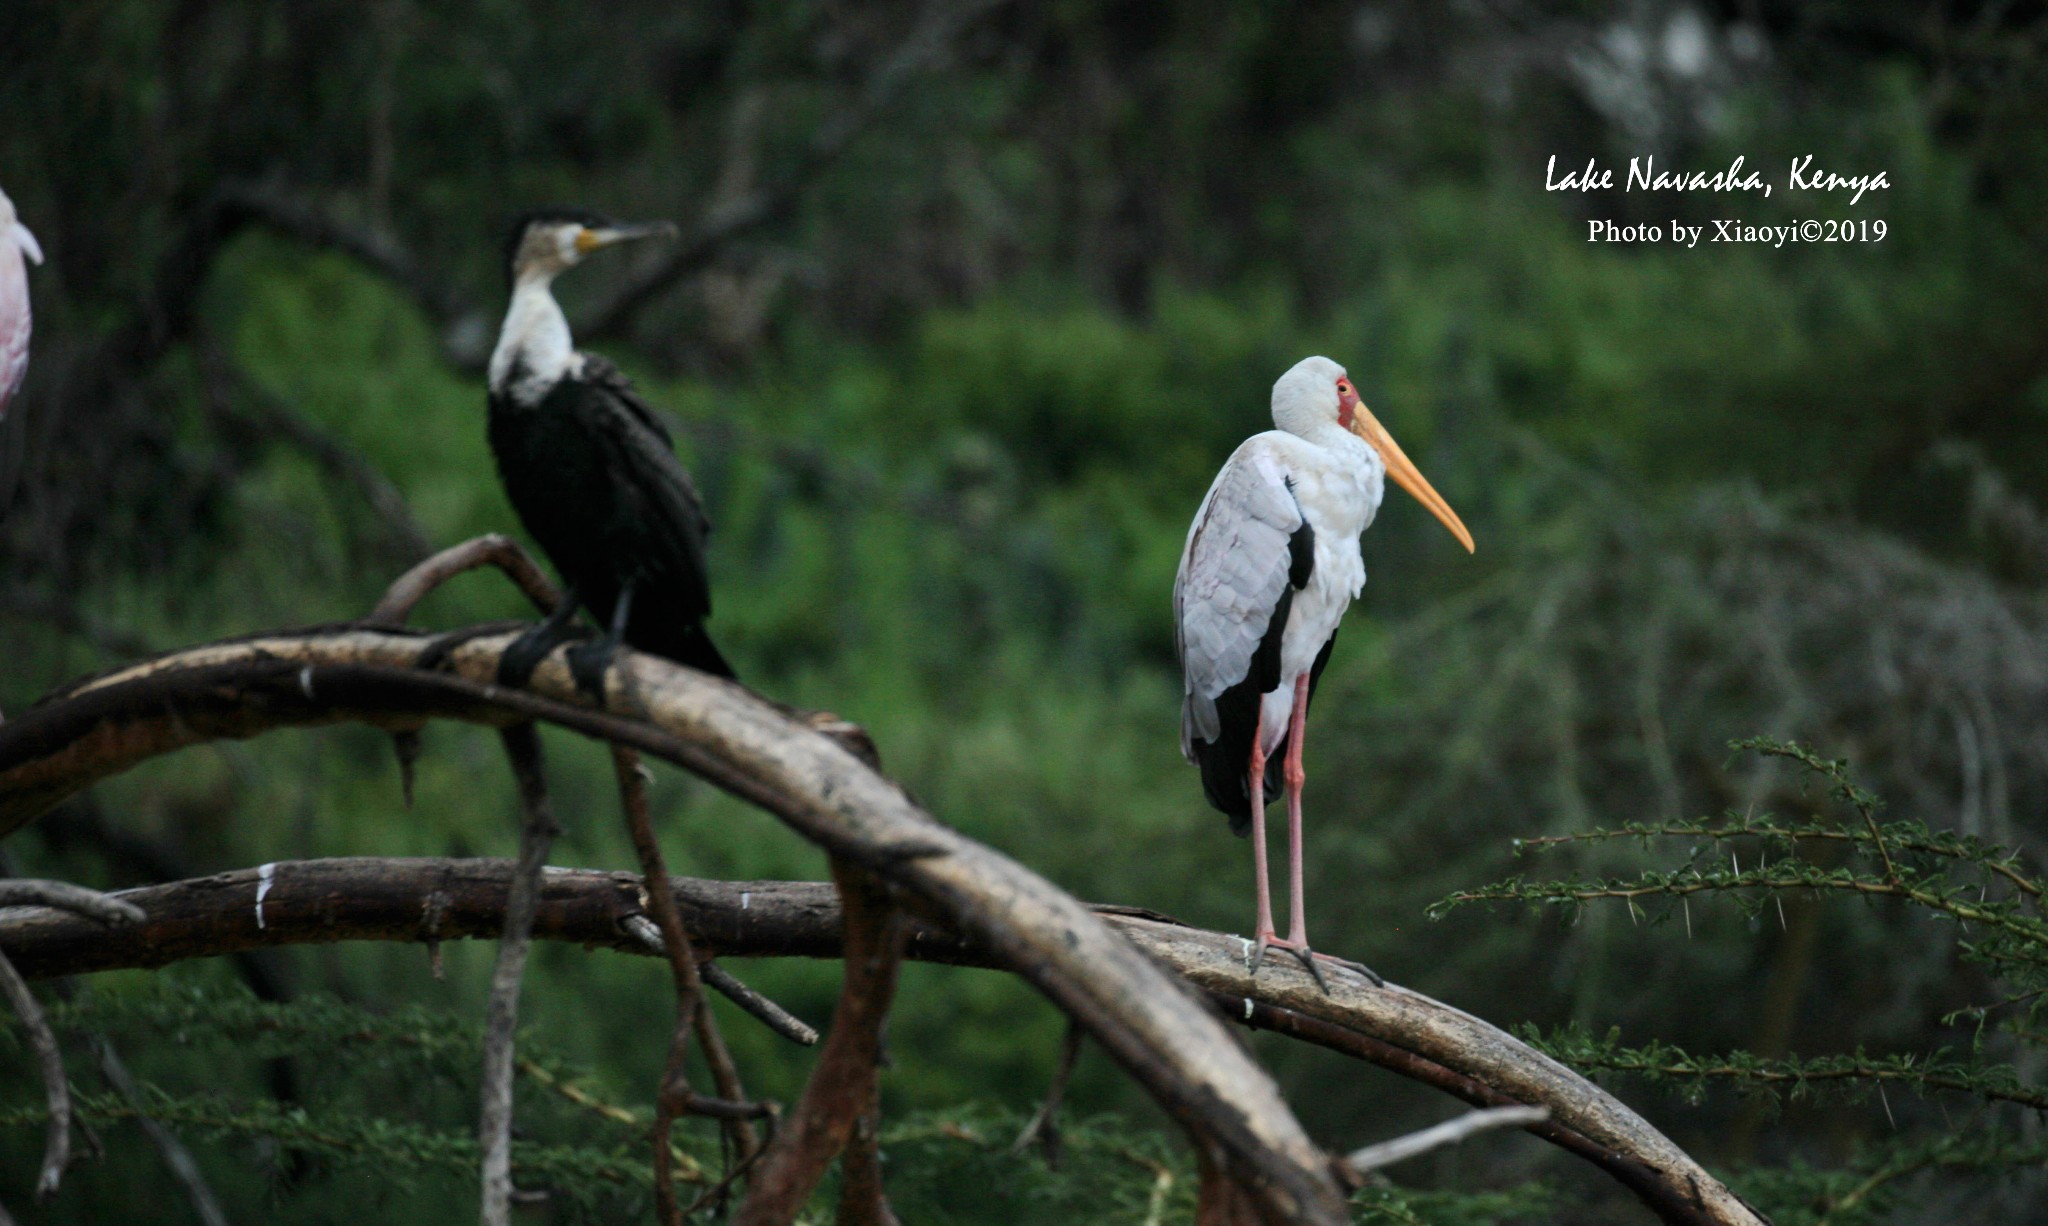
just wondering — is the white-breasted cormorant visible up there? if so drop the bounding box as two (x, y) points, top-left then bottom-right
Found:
(487, 208), (733, 690)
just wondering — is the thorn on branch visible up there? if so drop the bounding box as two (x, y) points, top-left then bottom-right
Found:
(391, 730), (421, 808)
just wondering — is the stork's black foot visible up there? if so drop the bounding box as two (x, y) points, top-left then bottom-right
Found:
(1280, 944), (1332, 995)
(1316, 951), (1385, 989)
(498, 621), (574, 688)
(563, 636), (618, 701)
(1251, 934), (1380, 994)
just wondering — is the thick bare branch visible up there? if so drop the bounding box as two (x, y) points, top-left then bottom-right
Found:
(0, 625), (1766, 1224)
(0, 626), (1352, 1223)
(2, 856), (1755, 1225)
(836, 1101), (898, 1226)
(735, 861), (906, 1224)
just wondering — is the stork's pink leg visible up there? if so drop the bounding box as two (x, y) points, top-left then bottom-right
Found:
(1253, 674), (1383, 992)
(1283, 673), (1312, 950)
(1248, 733), (1275, 953)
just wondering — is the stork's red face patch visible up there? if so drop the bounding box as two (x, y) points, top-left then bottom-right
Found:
(1335, 379), (1358, 429)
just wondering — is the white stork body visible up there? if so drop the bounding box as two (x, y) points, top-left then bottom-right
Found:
(1180, 426), (1382, 768)
(1175, 356), (1471, 979)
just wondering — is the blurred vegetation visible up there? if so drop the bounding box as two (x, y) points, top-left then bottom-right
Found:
(1, 1), (2046, 1221)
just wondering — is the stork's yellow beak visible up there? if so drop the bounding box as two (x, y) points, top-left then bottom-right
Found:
(575, 221), (679, 253)
(1349, 406), (1475, 553)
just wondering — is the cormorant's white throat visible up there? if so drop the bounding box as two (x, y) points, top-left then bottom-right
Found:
(489, 275), (584, 407)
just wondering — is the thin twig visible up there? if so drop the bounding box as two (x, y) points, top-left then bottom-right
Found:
(1344, 1105), (1548, 1173)
(1010, 1019), (1084, 1167)
(695, 991), (761, 1166)
(370, 534), (559, 624)
(622, 916), (818, 1047)
(0, 949), (67, 1199)
(90, 1033), (232, 1226)
(197, 338), (432, 567)
(703, 960), (820, 1047)
(0, 880), (145, 925)
(478, 724), (559, 1226)
(612, 746), (715, 1226)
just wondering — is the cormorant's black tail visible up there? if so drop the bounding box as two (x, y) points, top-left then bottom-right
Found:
(667, 626), (736, 680)
(629, 616), (737, 680)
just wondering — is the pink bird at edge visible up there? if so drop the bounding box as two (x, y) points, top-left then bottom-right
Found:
(0, 185), (43, 428)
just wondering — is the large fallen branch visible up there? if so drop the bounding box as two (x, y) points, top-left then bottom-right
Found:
(0, 626), (1349, 1224)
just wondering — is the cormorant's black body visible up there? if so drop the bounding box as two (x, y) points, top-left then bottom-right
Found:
(487, 355), (732, 678)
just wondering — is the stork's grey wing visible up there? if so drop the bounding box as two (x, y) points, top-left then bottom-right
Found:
(1174, 438), (1309, 760)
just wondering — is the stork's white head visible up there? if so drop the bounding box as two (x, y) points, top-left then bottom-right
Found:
(505, 208), (674, 288)
(0, 187), (42, 267)
(1271, 355), (1475, 554)
(1270, 355), (1353, 437)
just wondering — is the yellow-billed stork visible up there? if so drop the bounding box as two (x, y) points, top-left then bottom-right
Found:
(1175, 356), (1473, 984)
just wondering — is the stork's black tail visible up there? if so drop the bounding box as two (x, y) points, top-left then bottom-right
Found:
(1195, 726), (1286, 838)
(1190, 624), (1337, 837)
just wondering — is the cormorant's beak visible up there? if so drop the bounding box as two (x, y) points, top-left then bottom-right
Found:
(575, 221), (678, 254)
(1349, 405), (1475, 553)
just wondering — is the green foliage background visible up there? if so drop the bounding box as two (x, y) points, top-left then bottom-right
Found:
(2, 2), (2046, 1221)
